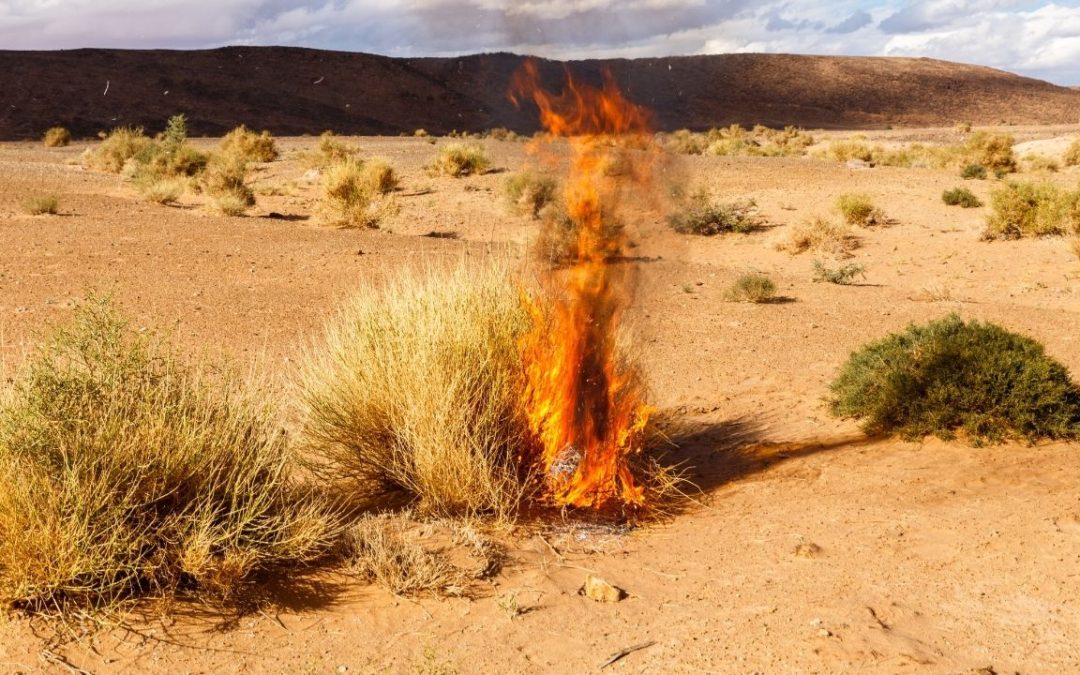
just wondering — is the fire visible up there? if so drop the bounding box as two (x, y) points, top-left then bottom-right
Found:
(510, 61), (654, 510)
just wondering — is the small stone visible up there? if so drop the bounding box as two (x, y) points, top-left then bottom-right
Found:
(337, 665), (349, 674)
(817, 628), (832, 638)
(581, 574), (625, 602)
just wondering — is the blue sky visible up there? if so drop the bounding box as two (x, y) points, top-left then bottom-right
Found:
(3, 1), (1080, 84)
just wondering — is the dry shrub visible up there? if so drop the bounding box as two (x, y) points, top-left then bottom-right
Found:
(139, 177), (185, 205)
(81, 127), (153, 173)
(361, 157), (400, 195)
(827, 139), (874, 163)
(1022, 154), (1059, 173)
(983, 181), (1080, 239)
(0, 298), (334, 614)
(219, 125), (279, 163)
(301, 264), (535, 519)
(723, 273), (777, 303)
(485, 127), (519, 142)
(663, 129), (708, 155)
(776, 217), (858, 256)
(504, 171), (558, 218)
(342, 513), (501, 597)
(43, 127), (71, 147)
(1065, 138), (1080, 167)
(668, 191), (762, 235)
(430, 143), (491, 177)
(23, 195), (58, 215)
(962, 163), (988, 180)
(836, 193), (886, 226)
(307, 131), (359, 167)
(942, 187), (982, 208)
(963, 131), (1017, 173)
(202, 153), (255, 214)
(704, 124), (813, 157)
(320, 159), (391, 227)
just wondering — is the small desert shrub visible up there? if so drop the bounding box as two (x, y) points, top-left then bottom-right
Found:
(723, 273), (777, 303)
(668, 191), (762, 235)
(827, 140), (875, 163)
(1065, 138), (1080, 167)
(361, 157), (399, 195)
(0, 298), (334, 614)
(82, 126), (153, 173)
(984, 181), (1076, 239)
(829, 314), (1080, 442)
(321, 160), (382, 227)
(942, 187), (982, 208)
(414, 128), (429, 138)
(219, 125), (278, 163)
(23, 195), (58, 215)
(485, 127), (519, 142)
(836, 193), (885, 226)
(1023, 154), (1059, 173)
(533, 200), (624, 266)
(342, 513), (501, 597)
(42, 127), (71, 147)
(704, 124), (813, 157)
(664, 129), (708, 155)
(202, 153), (255, 213)
(961, 163), (988, 180)
(962, 131), (1016, 173)
(301, 265), (535, 519)
(430, 143), (491, 177)
(504, 172), (558, 218)
(812, 260), (866, 284)
(776, 217), (858, 255)
(139, 177), (185, 205)
(308, 131), (359, 167)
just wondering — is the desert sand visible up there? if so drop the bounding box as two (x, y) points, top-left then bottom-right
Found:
(1, 131), (1079, 673)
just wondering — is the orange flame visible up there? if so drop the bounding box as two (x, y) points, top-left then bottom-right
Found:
(511, 60), (654, 510)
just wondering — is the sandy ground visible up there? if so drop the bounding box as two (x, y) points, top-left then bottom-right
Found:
(1, 130), (1079, 673)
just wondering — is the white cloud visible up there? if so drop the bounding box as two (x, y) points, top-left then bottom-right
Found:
(1, 0), (1078, 83)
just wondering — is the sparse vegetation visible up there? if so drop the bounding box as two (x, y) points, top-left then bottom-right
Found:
(361, 157), (400, 195)
(823, 131), (1015, 173)
(668, 191), (762, 235)
(0, 298), (334, 614)
(983, 181), (1080, 239)
(320, 159), (386, 227)
(776, 217), (858, 256)
(219, 125), (279, 163)
(1065, 138), (1080, 167)
(830, 314), (1080, 442)
(300, 265), (536, 519)
(504, 171), (558, 218)
(139, 177), (185, 205)
(81, 126), (153, 173)
(306, 131), (359, 167)
(430, 143), (491, 177)
(812, 260), (866, 285)
(202, 152), (255, 216)
(1023, 154), (1059, 173)
(836, 193), (886, 226)
(723, 273), (777, 303)
(942, 187), (982, 208)
(42, 126), (71, 147)
(961, 163), (988, 180)
(963, 131), (1017, 173)
(23, 195), (59, 215)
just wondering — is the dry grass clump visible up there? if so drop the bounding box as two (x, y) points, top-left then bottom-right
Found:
(1065, 138), (1080, 167)
(942, 187), (982, 208)
(202, 153), (255, 216)
(504, 171), (558, 218)
(663, 129), (708, 155)
(301, 265), (535, 519)
(961, 163), (988, 180)
(320, 159), (399, 228)
(429, 143), (491, 177)
(342, 513), (501, 597)
(812, 260), (866, 285)
(0, 298), (334, 615)
(1022, 154), (1059, 173)
(81, 126), (153, 173)
(307, 131), (359, 167)
(138, 177), (185, 205)
(723, 273), (777, 303)
(704, 124), (814, 157)
(776, 217), (858, 256)
(485, 127), (519, 142)
(963, 131), (1017, 173)
(824, 132), (1016, 173)
(23, 195), (59, 215)
(830, 314), (1080, 443)
(836, 193), (886, 226)
(42, 126), (71, 147)
(219, 125), (279, 163)
(983, 181), (1080, 239)
(668, 191), (763, 235)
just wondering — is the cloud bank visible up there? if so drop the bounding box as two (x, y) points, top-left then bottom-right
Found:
(2, 0), (1079, 84)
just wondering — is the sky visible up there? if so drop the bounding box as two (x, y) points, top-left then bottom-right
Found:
(2, 1), (1080, 84)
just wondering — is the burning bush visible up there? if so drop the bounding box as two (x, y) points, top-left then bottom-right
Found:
(0, 297), (334, 614)
(430, 143), (491, 177)
(42, 126), (71, 147)
(830, 314), (1080, 443)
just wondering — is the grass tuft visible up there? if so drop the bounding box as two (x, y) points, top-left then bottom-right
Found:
(219, 125), (279, 163)
(24, 195), (59, 215)
(961, 163), (988, 180)
(722, 273), (777, 303)
(43, 127), (71, 147)
(668, 191), (762, 235)
(776, 217), (858, 256)
(1065, 138), (1080, 167)
(942, 187), (982, 208)
(836, 193), (886, 226)
(504, 172), (558, 218)
(983, 181), (1080, 239)
(812, 260), (866, 285)
(430, 143), (491, 177)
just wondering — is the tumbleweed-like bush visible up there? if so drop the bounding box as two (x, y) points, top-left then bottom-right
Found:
(219, 125), (279, 163)
(830, 314), (1080, 443)
(429, 143), (490, 177)
(0, 298), (334, 615)
(43, 127), (71, 147)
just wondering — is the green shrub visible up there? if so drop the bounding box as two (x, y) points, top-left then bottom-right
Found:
(668, 191), (762, 235)
(219, 125), (279, 163)
(942, 187), (982, 208)
(812, 260), (865, 284)
(430, 143), (491, 177)
(984, 181), (1077, 239)
(504, 172), (558, 218)
(723, 273), (777, 303)
(42, 127), (71, 147)
(23, 195), (59, 215)
(0, 298), (334, 614)
(836, 193), (885, 226)
(829, 314), (1080, 442)
(961, 163), (988, 180)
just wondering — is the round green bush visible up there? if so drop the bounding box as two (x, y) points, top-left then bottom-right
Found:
(829, 314), (1080, 443)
